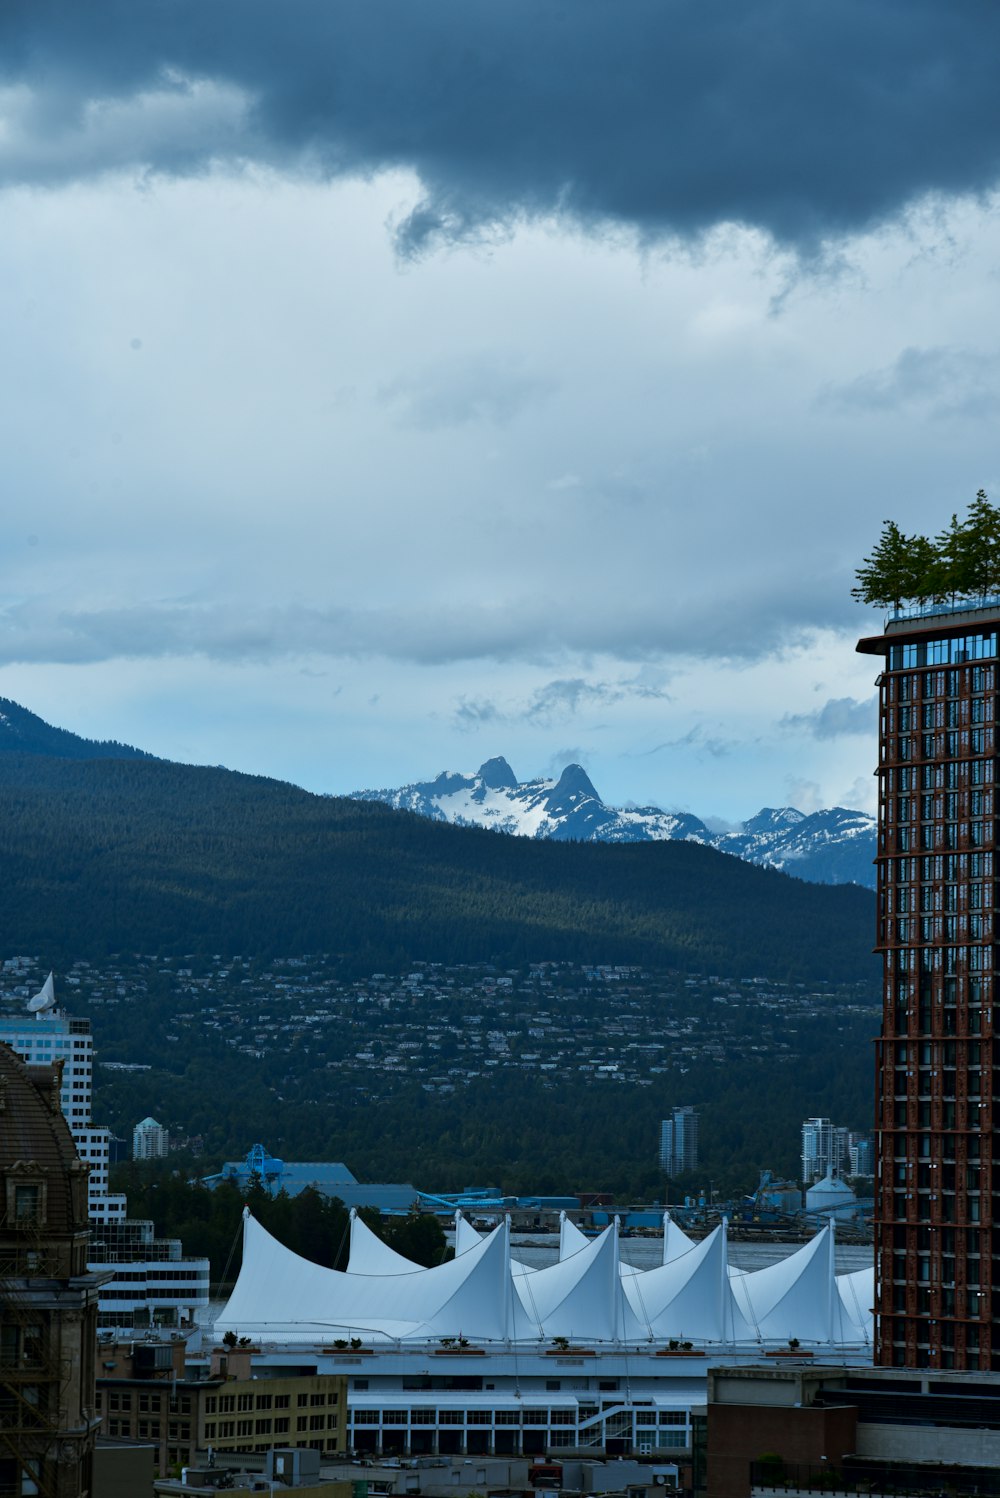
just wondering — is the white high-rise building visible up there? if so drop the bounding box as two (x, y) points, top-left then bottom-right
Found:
(801, 1117), (832, 1181)
(0, 972), (209, 1331)
(658, 1106), (699, 1176)
(800, 1117), (850, 1182)
(0, 974), (126, 1222)
(133, 1115), (169, 1159)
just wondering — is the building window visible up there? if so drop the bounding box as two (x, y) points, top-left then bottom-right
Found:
(6, 1180), (46, 1227)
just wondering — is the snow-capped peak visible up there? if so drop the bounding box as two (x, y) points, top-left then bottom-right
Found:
(351, 759), (876, 887)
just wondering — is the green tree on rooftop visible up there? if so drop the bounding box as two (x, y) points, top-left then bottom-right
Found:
(853, 490), (1000, 609)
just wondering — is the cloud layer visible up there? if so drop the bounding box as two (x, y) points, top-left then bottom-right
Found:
(1, 2), (999, 252)
(782, 696), (877, 739)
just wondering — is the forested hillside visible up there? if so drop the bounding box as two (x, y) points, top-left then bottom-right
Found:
(0, 697), (154, 760)
(0, 753), (876, 982)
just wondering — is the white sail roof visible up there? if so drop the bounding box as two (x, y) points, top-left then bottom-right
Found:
(347, 1209), (419, 1276)
(559, 1211), (590, 1259)
(514, 1221), (646, 1343)
(456, 1211), (535, 1276)
(216, 1209), (871, 1349)
(625, 1221), (756, 1343)
(731, 1221), (855, 1344)
(454, 1211), (483, 1257)
(218, 1210), (518, 1343)
(836, 1265), (874, 1345)
(662, 1211), (697, 1264)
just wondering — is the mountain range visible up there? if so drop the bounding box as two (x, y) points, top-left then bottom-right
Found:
(0, 699), (875, 984)
(352, 757), (877, 889)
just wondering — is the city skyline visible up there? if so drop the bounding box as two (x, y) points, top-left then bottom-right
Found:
(1, 5), (999, 820)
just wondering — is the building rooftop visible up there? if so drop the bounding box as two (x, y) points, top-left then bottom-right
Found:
(0, 1041), (89, 1240)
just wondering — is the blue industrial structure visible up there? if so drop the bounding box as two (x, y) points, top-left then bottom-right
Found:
(202, 1144), (419, 1214)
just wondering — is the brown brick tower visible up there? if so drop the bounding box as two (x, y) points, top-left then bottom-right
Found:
(858, 604), (999, 1371)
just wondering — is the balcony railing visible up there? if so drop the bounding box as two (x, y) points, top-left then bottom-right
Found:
(890, 594), (1000, 624)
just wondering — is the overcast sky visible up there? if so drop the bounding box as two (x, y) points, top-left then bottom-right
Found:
(2, 1), (999, 820)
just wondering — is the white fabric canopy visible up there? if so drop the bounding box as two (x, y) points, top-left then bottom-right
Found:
(456, 1210), (535, 1276)
(625, 1221), (755, 1344)
(559, 1211), (590, 1260)
(347, 1209), (419, 1276)
(513, 1222), (646, 1343)
(662, 1211), (697, 1264)
(218, 1209), (518, 1343)
(453, 1211), (482, 1258)
(731, 1221), (858, 1344)
(836, 1265), (874, 1346)
(215, 1209), (873, 1349)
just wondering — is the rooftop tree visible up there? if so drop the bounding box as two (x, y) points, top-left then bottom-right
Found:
(853, 490), (999, 610)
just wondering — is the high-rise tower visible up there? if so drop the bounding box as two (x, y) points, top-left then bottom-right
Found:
(0, 973), (209, 1334)
(659, 1105), (699, 1176)
(858, 603), (999, 1371)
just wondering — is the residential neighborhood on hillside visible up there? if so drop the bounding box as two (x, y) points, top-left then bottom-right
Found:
(1, 953), (877, 1192)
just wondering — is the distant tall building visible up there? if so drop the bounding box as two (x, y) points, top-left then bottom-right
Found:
(0, 973), (126, 1223)
(800, 1117), (849, 1183)
(0, 974), (209, 1332)
(659, 1106), (698, 1175)
(133, 1115), (169, 1159)
(859, 602), (1000, 1370)
(849, 1133), (874, 1177)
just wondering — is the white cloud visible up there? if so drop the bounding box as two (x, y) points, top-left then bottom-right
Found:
(0, 170), (994, 820)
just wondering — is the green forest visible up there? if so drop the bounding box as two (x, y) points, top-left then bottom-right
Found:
(106, 1167), (448, 1287)
(0, 710), (879, 1216)
(853, 489), (1000, 610)
(78, 957), (875, 1201)
(0, 752), (875, 983)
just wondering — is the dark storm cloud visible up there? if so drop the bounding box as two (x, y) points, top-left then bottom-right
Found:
(1, 2), (999, 252)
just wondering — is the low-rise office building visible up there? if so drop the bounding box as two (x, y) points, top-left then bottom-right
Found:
(705, 1363), (1000, 1498)
(96, 1337), (347, 1473)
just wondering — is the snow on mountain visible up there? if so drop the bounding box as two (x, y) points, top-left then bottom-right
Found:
(713, 806), (877, 887)
(352, 759), (877, 888)
(354, 756), (708, 844)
